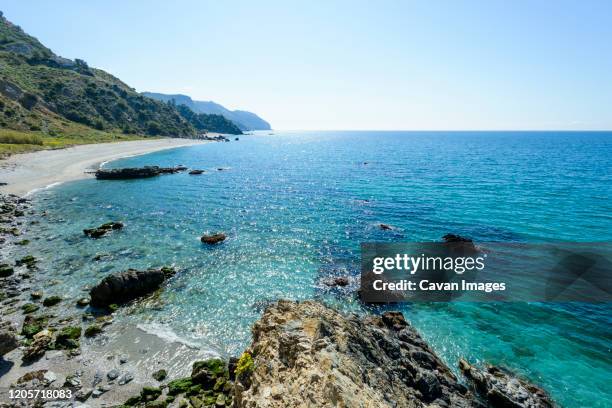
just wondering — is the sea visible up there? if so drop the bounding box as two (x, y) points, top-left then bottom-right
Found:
(18, 131), (612, 407)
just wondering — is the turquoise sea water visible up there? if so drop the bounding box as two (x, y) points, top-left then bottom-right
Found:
(21, 131), (612, 407)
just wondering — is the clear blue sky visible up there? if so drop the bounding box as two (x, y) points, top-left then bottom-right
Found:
(3, 1), (611, 130)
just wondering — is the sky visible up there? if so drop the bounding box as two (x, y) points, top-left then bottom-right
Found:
(2, 1), (611, 130)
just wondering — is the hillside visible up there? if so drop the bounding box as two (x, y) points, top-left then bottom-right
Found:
(143, 92), (271, 131)
(0, 11), (241, 155)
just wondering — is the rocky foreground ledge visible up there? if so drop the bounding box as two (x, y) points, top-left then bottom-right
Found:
(234, 300), (555, 408)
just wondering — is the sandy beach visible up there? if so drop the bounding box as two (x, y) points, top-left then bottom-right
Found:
(0, 138), (207, 196)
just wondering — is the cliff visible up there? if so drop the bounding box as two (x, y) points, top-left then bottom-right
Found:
(234, 300), (555, 408)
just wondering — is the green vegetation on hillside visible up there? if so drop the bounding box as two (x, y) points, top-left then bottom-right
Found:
(0, 11), (241, 156)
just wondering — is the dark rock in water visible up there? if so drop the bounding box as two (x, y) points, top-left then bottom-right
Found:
(15, 255), (37, 268)
(379, 223), (393, 230)
(159, 166), (188, 174)
(89, 267), (176, 307)
(235, 137), (239, 141)
(442, 234), (478, 254)
(0, 329), (18, 355)
(324, 276), (349, 287)
(43, 295), (62, 307)
(189, 169), (205, 175)
(84, 221), (124, 238)
(442, 234), (473, 243)
(236, 300), (556, 407)
(0, 263), (14, 277)
(95, 166), (162, 180)
(201, 233), (226, 244)
(459, 359), (555, 408)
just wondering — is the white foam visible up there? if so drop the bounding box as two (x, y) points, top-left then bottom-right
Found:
(136, 322), (202, 349)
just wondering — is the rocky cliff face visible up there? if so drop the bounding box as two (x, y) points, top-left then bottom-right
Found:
(234, 300), (555, 408)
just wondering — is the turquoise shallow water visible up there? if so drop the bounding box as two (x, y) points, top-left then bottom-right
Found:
(20, 131), (612, 407)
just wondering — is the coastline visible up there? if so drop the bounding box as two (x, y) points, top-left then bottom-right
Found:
(0, 138), (209, 196)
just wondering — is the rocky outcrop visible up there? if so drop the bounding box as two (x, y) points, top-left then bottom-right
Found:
(235, 300), (473, 407)
(189, 169), (205, 175)
(234, 300), (555, 408)
(94, 166), (187, 180)
(459, 359), (555, 408)
(201, 232), (226, 244)
(89, 267), (176, 307)
(83, 221), (124, 238)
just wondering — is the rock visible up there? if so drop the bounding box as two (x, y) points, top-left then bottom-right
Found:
(89, 267), (176, 307)
(21, 315), (47, 338)
(234, 300), (555, 408)
(17, 370), (47, 383)
(191, 358), (228, 388)
(0, 263), (14, 277)
(141, 386), (162, 402)
(119, 354), (129, 364)
(30, 290), (43, 300)
(379, 223), (393, 230)
(189, 169), (205, 175)
(84, 324), (103, 337)
(22, 330), (52, 361)
(152, 368), (167, 381)
(76, 297), (90, 307)
(459, 359), (555, 408)
(235, 300), (472, 407)
(0, 329), (18, 355)
(83, 221), (124, 238)
(43, 370), (57, 384)
(107, 369), (120, 380)
(75, 388), (92, 402)
(55, 326), (82, 349)
(92, 385), (111, 398)
(64, 374), (82, 388)
(95, 166), (161, 180)
(118, 372), (134, 385)
(21, 303), (39, 314)
(15, 255), (37, 268)
(43, 295), (62, 306)
(324, 276), (349, 287)
(442, 234), (478, 254)
(200, 233), (226, 244)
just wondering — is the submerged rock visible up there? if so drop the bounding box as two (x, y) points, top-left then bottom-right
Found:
(379, 223), (393, 230)
(89, 267), (176, 307)
(200, 232), (226, 244)
(83, 221), (124, 238)
(459, 359), (555, 408)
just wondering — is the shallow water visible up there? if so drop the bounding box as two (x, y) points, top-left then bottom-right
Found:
(18, 131), (612, 407)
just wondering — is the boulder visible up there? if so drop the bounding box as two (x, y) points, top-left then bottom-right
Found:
(201, 233), (226, 244)
(22, 329), (52, 361)
(89, 267), (176, 307)
(0, 329), (18, 355)
(323, 276), (349, 287)
(459, 359), (555, 408)
(84, 221), (124, 238)
(189, 169), (205, 175)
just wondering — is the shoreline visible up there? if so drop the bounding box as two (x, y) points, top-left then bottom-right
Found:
(0, 138), (209, 196)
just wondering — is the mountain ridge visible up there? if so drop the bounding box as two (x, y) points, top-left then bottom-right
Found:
(0, 11), (241, 156)
(143, 92), (271, 131)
